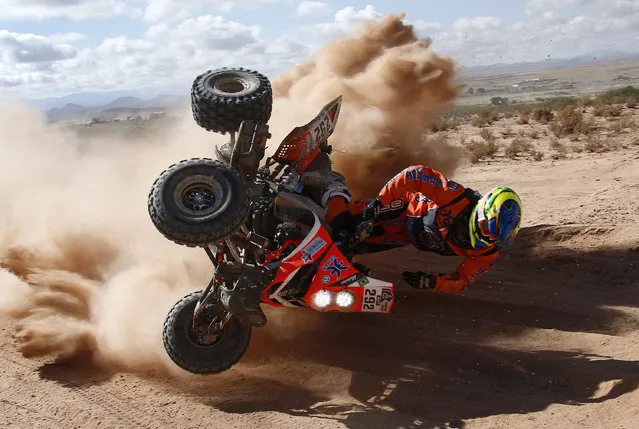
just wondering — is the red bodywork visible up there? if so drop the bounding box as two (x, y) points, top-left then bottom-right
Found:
(256, 95), (395, 314)
(259, 212), (395, 314)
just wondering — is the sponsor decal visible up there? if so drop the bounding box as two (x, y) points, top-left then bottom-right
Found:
(322, 255), (348, 279)
(333, 273), (358, 286)
(405, 167), (443, 187)
(447, 180), (459, 190)
(301, 237), (327, 262)
(322, 275), (331, 283)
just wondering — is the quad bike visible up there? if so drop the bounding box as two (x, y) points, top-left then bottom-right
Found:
(148, 67), (395, 375)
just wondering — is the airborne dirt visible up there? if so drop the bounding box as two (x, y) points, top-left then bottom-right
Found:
(1, 13), (639, 429)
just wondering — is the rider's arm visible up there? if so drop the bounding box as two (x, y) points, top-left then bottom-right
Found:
(377, 165), (465, 206)
(433, 251), (500, 293)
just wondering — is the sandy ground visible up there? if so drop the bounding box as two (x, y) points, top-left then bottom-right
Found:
(0, 139), (637, 429)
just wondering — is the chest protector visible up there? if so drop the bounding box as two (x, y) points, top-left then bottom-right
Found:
(409, 188), (481, 256)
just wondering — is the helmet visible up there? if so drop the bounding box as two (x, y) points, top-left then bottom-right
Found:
(469, 186), (522, 249)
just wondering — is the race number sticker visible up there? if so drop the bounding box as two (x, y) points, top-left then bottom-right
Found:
(361, 286), (393, 312)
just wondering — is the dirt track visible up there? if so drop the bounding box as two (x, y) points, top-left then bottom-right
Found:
(1, 146), (638, 429)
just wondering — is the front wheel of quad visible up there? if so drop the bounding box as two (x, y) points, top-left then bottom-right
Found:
(191, 67), (273, 134)
(162, 291), (252, 375)
(147, 157), (249, 247)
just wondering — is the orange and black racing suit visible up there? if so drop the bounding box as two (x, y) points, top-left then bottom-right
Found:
(326, 165), (501, 293)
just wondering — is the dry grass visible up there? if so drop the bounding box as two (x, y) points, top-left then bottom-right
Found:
(583, 135), (612, 153)
(609, 115), (636, 135)
(466, 139), (499, 163)
(505, 137), (532, 159)
(549, 106), (594, 137)
(517, 111), (530, 125)
(429, 116), (459, 132)
(532, 108), (554, 124)
(532, 150), (544, 161)
(501, 127), (515, 138)
(594, 102), (624, 118)
(549, 137), (568, 159)
(472, 108), (500, 128)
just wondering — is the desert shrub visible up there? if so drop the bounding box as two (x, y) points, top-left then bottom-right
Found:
(505, 137), (532, 159)
(528, 129), (540, 139)
(501, 127), (515, 138)
(430, 116), (459, 132)
(596, 86), (639, 104)
(584, 135), (608, 153)
(593, 101), (608, 117)
(532, 108), (554, 123)
(578, 95), (596, 107)
(532, 151), (544, 161)
(607, 105), (623, 117)
(549, 137), (568, 159)
(626, 97), (637, 109)
(472, 108), (500, 128)
(518, 111), (530, 124)
(466, 139), (499, 163)
(571, 143), (582, 153)
(479, 128), (497, 143)
(609, 115), (635, 134)
(549, 106), (590, 136)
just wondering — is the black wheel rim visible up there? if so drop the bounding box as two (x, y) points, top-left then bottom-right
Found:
(184, 306), (226, 348)
(181, 184), (216, 212)
(173, 174), (225, 217)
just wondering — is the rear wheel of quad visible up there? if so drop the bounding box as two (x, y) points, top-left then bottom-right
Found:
(147, 157), (249, 247)
(191, 67), (273, 134)
(162, 290), (252, 375)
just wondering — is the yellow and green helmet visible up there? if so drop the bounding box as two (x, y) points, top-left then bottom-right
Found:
(469, 186), (522, 250)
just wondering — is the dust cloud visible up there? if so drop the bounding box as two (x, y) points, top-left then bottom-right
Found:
(0, 13), (462, 374)
(269, 13), (464, 200)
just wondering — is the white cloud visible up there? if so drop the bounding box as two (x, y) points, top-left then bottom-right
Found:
(312, 5), (384, 39)
(143, 0), (192, 23)
(6, 14), (309, 97)
(0, 30), (77, 63)
(409, 20), (442, 34)
(0, 0), (139, 20)
(48, 32), (87, 44)
(2, 1), (639, 97)
(454, 17), (501, 31)
(296, 1), (331, 17)
(141, 0), (281, 23)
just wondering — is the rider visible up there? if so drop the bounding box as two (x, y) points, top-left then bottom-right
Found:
(324, 164), (523, 293)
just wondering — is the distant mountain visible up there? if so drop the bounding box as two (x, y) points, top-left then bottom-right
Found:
(47, 103), (93, 122)
(26, 49), (639, 116)
(104, 96), (146, 109)
(461, 50), (639, 77)
(43, 94), (190, 122)
(26, 81), (189, 111)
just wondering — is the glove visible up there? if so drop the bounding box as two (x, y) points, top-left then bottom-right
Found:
(299, 171), (326, 187)
(361, 198), (382, 222)
(402, 271), (436, 289)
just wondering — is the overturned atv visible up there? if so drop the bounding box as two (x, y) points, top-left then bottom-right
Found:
(148, 67), (395, 375)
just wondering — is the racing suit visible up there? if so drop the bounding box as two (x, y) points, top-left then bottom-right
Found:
(327, 165), (501, 293)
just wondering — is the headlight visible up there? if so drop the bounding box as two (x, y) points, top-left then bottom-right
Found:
(312, 290), (333, 308)
(335, 290), (355, 308)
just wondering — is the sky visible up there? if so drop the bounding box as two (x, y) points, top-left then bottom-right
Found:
(0, 0), (638, 100)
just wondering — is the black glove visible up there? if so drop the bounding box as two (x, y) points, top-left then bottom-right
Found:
(402, 271), (436, 289)
(361, 198), (382, 222)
